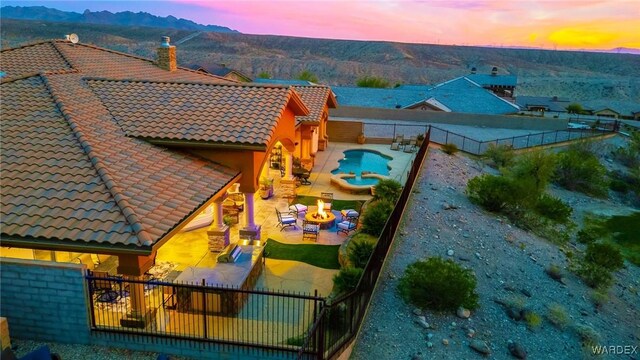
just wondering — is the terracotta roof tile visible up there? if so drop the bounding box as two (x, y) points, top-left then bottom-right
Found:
(292, 85), (336, 124)
(0, 42), (72, 81)
(87, 79), (297, 146)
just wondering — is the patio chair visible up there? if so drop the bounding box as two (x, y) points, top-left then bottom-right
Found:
(404, 136), (417, 153)
(293, 167), (311, 185)
(320, 192), (333, 211)
(337, 216), (358, 235)
(340, 208), (360, 221)
(390, 134), (403, 150)
(302, 220), (320, 242)
(275, 208), (297, 231)
(289, 203), (308, 217)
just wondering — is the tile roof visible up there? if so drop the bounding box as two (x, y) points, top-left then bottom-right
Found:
(87, 79), (306, 146)
(334, 78), (519, 115)
(1, 40), (235, 84)
(1, 73), (240, 249)
(581, 100), (640, 116)
(516, 96), (571, 112)
(291, 85), (337, 124)
(2, 40), (320, 251)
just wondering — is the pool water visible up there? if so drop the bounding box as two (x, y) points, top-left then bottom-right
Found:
(331, 150), (392, 185)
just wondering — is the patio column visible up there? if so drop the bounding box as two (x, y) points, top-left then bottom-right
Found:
(127, 275), (147, 318)
(240, 192), (261, 240)
(284, 151), (294, 179)
(207, 200), (229, 252)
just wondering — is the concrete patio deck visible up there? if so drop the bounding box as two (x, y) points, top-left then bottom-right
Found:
(156, 142), (416, 296)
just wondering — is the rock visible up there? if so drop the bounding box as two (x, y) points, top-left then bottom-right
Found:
(475, 252), (482, 259)
(427, 333), (434, 340)
(504, 284), (517, 292)
(451, 322), (457, 327)
(521, 289), (532, 298)
(427, 342), (433, 349)
(467, 329), (476, 338)
(411, 354), (424, 360)
(506, 307), (523, 321)
(470, 340), (491, 355)
(416, 316), (430, 329)
(447, 249), (455, 256)
(442, 339), (449, 346)
(413, 308), (423, 316)
(508, 341), (527, 359)
(457, 307), (471, 319)
(443, 203), (459, 210)
(463, 233), (470, 238)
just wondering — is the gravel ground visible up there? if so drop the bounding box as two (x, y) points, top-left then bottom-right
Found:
(351, 148), (640, 360)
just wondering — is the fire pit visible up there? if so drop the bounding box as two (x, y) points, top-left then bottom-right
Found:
(304, 200), (336, 229)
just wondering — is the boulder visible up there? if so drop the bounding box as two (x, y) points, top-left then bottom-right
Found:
(470, 340), (491, 355)
(508, 341), (527, 359)
(457, 307), (471, 319)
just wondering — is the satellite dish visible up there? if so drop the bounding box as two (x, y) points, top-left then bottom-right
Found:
(68, 33), (79, 44)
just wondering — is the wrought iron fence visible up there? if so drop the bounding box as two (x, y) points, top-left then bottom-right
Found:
(363, 120), (619, 156)
(298, 128), (432, 359)
(86, 273), (324, 358)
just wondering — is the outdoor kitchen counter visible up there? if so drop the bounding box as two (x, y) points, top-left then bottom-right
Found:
(172, 245), (264, 315)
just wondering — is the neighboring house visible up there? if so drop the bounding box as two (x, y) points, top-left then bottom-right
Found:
(253, 78), (317, 86)
(0, 37), (322, 327)
(516, 96), (572, 113)
(189, 63), (253, 82)
(332, 76), (520, 115)
(466, 66), (517, 99)
(582, 100), (640, 120)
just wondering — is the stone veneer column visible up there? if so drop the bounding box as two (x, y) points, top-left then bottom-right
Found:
(207, 201), (229, 252)
(280, 150), (297, 202)
(240, 192), (261, 240)
(119, 275), (148, 329)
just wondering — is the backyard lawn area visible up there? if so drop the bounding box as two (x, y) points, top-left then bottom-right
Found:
(294, 195), (365, 212)
(264, 239), (341, 269)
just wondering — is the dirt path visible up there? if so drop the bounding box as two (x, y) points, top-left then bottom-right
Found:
(351, 148), (639, 359)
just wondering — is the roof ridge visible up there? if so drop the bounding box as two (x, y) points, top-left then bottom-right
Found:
(84, 76), (293, 89)
(0, 39), (65, 53)
(50, 41), (79, 71)
(67, 42), (235, 83)
(40, 73), (153, 246)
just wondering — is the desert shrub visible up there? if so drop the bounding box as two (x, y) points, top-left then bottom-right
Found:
(361, 200), (394, 237)
(612, 132), (640, 168)
(590, 289), (609, 308)
(574, 324), (600, 348)
(332, 267), (363, 295)
(524, 311), (542, 330)
(585, 242), (624, 271)
(555, 144), (608, 197)
(347, 238), (376, 269)
(466, 174), (518, 212)
(534, 194), (572, 224)
(547, 303), (570, 330)
(285, 334), (306, 346)
(356, 76), (390, 88)
(576, 218), (608, 244)
(373, 178), (402, 203)
(398, 257), (479, 311)
(508, 151), (557, 196)
(576, 262), (613, 289)
(483, 143), (515, 168)
(296, 69), (318, 83)
(609, 178), (630, 193)
(441, 143), (459, 155)
(257, 71), (271, 79)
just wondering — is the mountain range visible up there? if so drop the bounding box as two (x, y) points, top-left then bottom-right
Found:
(0, 6), (238, 33)
(1, 7), (638, 104)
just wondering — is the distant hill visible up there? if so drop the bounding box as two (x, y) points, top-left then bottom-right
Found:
(0, 6), (238, 33)
(1, 18), (638, 104)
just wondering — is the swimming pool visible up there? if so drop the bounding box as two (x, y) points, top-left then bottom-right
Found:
(331, 149), (392, 185)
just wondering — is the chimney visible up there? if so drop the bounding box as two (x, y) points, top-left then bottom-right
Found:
(491, 66), (498, 76)
(470, 67), (477, 74)
(157, 36), (177, 72)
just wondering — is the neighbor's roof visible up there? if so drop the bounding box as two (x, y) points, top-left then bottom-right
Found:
(0, 40), (307, 252)
(333, 77), (519, 115)
(253, 78), (316, 86)
(291, 85), (338, 124)
(466, 73), (517, 87)
(332, 86), (427, 109)
(582, 100), (640, 117)
(516, 96), (571, 112)
(189, 63), (253, 81)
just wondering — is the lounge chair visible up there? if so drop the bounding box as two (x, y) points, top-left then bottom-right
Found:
(390, 134), (404, 150)
(320, 192), (333, 211)
(275, 208), (297, 231)
(302, 220), (320, 242)
(340, 209), (360, 221)
(404, 136), (417, 153)
(337, 217), (358, 235)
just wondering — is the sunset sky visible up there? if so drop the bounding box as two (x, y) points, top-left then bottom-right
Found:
(6, 0), (640, 50)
